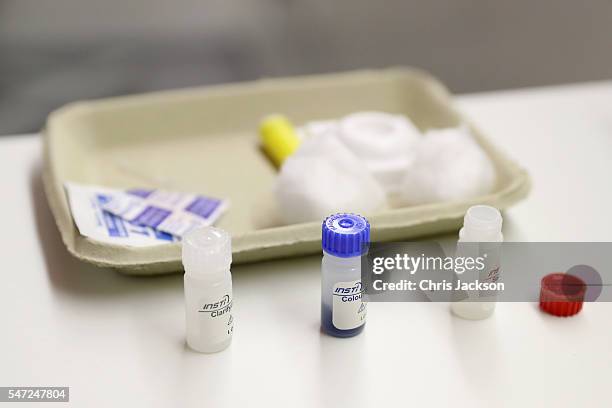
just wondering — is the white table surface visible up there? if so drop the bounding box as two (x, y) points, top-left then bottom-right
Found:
(1, 82), (612, 407)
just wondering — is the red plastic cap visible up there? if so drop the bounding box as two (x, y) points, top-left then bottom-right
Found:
(539, 273), (586, 317)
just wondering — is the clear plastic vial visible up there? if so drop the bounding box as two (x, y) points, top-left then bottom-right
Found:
(451, 205), (503, 320)
(182, 226), (234, 353)
(321, 213), (370, 337)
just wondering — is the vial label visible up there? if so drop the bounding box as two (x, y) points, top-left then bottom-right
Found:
(478, 243), (502, 300)
(196, 293), (234, 340)
(332, 280), (367, 330)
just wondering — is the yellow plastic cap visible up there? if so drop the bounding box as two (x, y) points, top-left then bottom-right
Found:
(259, 114), (301, 167)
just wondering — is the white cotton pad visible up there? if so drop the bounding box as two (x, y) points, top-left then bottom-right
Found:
(302, 119), (339, 139)
(338, 112), (421, 194)
(398, 126), (496, 206)
(274, 134), (386, 224)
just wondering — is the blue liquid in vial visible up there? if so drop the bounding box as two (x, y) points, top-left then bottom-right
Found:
(321, 304), (365, 338)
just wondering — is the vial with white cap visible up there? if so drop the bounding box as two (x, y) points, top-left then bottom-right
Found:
(182, 226), (234, 353)
(451, 205), (503, 320)
(321, 213), (370, 337)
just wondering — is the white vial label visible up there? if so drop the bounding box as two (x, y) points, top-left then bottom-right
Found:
(192, 293), (234, 344)
(332, 280), (367, 330)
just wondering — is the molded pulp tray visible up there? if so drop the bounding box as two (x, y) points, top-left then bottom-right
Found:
(43, 68), (530, 275)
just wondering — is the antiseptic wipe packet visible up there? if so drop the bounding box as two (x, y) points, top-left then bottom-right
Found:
(101, 188), (229, 237)
(64, 182), (178, 247)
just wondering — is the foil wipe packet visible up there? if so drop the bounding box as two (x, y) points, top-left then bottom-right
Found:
(101, 188), (229, 237)
(64, 182), (178, 247)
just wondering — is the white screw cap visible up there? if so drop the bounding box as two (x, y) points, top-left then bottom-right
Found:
(463, 205), (502, 232)
(182, 226), (232, 276)
(460, 205), (503, 242)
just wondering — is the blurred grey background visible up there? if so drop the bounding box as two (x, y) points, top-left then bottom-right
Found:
(1, 0), (611, 134)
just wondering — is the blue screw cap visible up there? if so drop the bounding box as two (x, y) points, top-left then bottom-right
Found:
(322, 213), (370, 258)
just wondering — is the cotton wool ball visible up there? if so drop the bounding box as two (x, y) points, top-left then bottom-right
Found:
(398, 127), (496, 206)
(339, 112), (421, 160)
(274, 134), (386, 224)
(294, 132), (358, 164)
(338, 112), (421, 194)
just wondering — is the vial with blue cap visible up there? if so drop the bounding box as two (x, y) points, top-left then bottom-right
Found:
(321, 213), (370, 337)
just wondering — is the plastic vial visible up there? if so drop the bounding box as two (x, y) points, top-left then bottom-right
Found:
(182, 226), (234, 353)
(451, 205), (503, 320)
(321, 213), (370, 337)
